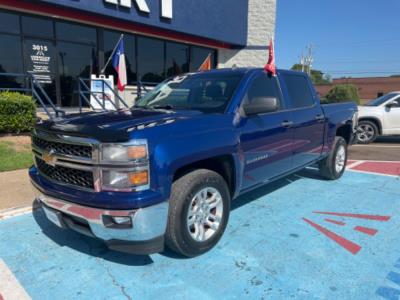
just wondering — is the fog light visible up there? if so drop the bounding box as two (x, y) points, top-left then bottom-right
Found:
(102, 215), (133, 228)
(112, 216), (132, 225)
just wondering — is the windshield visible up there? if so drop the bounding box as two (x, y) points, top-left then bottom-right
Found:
(134, 72), (244, 113)
(365, 93), (399, 106)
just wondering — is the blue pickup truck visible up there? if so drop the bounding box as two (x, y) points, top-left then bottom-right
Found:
(30, 68), (357, 257)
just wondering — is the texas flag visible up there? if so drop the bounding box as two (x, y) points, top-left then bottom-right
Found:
(112, 38), (127, 92)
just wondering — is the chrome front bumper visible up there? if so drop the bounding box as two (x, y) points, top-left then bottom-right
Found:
(32, 183), (169, 254)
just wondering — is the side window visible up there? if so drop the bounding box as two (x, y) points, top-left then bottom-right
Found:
(244, 74), (282, 110)
(394, 97), (400, 107)
(283, 74), (314, 109)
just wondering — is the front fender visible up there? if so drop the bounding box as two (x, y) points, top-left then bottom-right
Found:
(151, 128), (240, 200)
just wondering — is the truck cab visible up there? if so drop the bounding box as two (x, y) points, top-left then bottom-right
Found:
(30, 68), (357, 257)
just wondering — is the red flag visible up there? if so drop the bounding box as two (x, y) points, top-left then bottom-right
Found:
(264, 39), (276, 75)
(198, 54), (212, 71)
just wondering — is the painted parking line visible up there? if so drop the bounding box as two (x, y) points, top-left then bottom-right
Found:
(0, 259), (31, 300)
(352, 145), (400, 148)
(1, 170), (400, 299)
(347, 160), (400, 177)
(0, 206), (33, 221)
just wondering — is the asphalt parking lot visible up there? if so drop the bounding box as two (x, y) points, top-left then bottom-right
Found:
(349, 137), (400, 161)
(1, 166), (400, 300)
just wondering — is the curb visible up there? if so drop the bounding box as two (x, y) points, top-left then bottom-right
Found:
(0, 204), (38, 221)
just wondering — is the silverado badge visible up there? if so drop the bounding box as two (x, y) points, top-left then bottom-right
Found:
(42, 150), (57, 167)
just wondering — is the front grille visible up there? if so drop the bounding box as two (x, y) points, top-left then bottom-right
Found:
(32, 135), (92, 158)
(36, 157), (94, 189)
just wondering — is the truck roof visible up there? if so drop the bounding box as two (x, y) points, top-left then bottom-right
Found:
(199, 67), (307, 77)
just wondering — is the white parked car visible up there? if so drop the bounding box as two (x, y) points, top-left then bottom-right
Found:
(357, 92), (400, 143)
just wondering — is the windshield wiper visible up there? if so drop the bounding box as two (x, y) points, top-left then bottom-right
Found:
(151, 105), (175, 110)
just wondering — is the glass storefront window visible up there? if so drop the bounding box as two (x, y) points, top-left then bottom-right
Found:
(0, 11), (20, 34)
(58, 42), (95, 106)
(0, 9), (218, 107)
(166, 42), (189, 77)
(56, 22), (97, 44)
(191, 47), (216, 72)
(0, 34), (23, 89)
(104, 31), (136, 84)
(137, 36), (165, 83)
(22, 16), (54, 38)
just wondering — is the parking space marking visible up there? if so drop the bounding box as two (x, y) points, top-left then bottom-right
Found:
(303, 217), (362, 254)
(325, 218), (346, 226)
(313, 211), (391, 221)
(0, 206), (32, 221)
(352, 145), (400, 148)
(346, 160), (400, 177)
(303, 211), (391, 255)
(351, 161), (400, 177)
(0, 259), (31, 300)
(346, 160), (366, 169)
(1, 170), (400, 299)
(376, 258), (400, 299)
(354, 226), (378, 236)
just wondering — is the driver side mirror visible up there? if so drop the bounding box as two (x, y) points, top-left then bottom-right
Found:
(244, 97), (279, 116)
(386, 101), (399, 108)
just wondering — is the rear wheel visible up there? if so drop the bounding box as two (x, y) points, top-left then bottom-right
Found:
(165, 169), (230, 257)
(319, 136), (348, 180)
(356, 120), (378, 144)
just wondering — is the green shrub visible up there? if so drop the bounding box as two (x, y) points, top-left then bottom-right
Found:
(325, 84), (360, 104)
(0, 92), (36, 134)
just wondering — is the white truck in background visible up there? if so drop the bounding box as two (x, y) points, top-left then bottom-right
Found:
(357, 92), (400, 144)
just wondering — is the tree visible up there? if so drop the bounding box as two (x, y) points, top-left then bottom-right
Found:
(291, 64), (331, 85)
(325, 84), (360, 104)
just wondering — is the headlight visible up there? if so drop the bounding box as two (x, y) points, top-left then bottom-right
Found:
(102, 169), (149, 191)
(101, 140), (148, 162)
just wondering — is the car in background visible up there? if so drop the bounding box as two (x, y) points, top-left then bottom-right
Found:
(357, 92), (400, 144)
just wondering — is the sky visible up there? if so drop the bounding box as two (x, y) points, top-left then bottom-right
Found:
(275, 0), (400, 78)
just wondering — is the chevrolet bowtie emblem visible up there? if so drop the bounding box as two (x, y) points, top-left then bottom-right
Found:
(42, 150), (57, 167)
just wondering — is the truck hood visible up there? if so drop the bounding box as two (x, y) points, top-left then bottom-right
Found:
(36, 108), (203, 142)
(357, 105), (382, 117)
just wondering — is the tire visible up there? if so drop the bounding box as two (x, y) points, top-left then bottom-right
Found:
(319, 136), (348, 180)
(165, 169), (231, 257)
(356, 120), (379, 144)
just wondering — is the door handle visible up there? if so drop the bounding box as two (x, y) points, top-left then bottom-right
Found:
(315, 114), (325, 121)
(281, 120), (294, 128)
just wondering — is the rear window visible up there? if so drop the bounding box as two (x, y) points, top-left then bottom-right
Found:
(283, 74), (314, 109)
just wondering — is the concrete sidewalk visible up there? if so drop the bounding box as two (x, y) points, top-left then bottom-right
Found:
(0, 169), (34, 210)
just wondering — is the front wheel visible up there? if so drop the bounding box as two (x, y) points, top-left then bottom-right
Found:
(319, 136), (348, 180)
(165, 169), (230, 257)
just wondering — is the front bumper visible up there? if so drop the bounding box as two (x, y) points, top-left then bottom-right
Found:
(32, 182), (169, 255)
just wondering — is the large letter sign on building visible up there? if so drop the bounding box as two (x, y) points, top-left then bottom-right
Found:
(105, 0), (173, 19)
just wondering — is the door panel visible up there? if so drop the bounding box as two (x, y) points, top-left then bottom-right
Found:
(238, 73), (293, 191)
(281, 73), (325, 168)
(240, 111), (294, 190)
(292, 106), (325, 167)
(383, 98), (400, 134)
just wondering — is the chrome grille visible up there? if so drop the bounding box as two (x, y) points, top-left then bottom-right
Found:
(32, 135), (92, 158)
(36, 157), (94, 189)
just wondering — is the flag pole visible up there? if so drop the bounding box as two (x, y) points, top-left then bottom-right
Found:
(101, 34), (124, 74)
